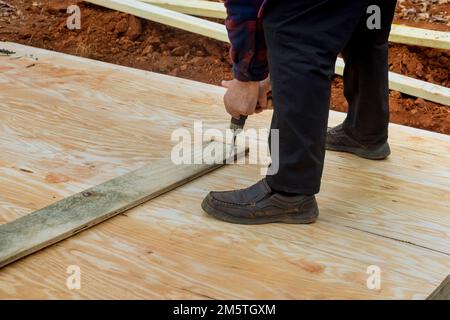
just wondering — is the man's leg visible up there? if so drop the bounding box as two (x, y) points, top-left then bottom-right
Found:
(264, 0), (371, 194)
(202, 0), (381, 224)
(327, 1), (397, 159)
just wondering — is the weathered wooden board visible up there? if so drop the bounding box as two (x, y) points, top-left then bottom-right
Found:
(0, 42), (449, 299)
(140, 0), (227, 19)
(0, 141), (238, 269)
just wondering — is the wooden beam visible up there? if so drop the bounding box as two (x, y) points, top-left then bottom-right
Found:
(86, 0), (229, 42)
(427, 275), (450, 300)
(334, 59), (450, 106)
(390, 24), (450, 51)
(0, 141), (241, 268)
(86, 0), (450, 106)
(139, 0), (226, 19)
(139, 0), (450, 50)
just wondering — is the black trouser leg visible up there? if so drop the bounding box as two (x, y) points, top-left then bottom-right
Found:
(342, 1), (397, 145)
(264, 0), (391, 194)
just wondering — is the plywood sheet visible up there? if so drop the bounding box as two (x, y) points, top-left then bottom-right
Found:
(0, 42), (449, 299)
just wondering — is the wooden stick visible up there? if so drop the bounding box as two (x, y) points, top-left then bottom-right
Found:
(86, 0), (450, 106)
(139, 0), (226, 19)
(390, 24), (450, 51)
(0, 141), (242, 268)
(139, 0), (450, 50)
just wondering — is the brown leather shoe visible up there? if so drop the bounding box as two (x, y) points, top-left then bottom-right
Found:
(326, 124), (391, 160)
(201, 179), (319, 225)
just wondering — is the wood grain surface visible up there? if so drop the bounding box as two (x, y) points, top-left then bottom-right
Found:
(0, 42), (449, 299)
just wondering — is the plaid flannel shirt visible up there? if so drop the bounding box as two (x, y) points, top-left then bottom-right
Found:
(225, 0), (269, 81)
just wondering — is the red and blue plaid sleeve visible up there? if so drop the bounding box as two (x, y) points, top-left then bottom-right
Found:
(225, 0), (268, 81)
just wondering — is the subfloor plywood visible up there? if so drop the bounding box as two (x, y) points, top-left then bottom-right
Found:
(0, 42), (449, 299)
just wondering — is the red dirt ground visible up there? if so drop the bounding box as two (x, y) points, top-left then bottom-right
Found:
(1, 0), (449, 134)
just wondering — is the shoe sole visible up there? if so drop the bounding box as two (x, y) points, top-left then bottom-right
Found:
(326, 142), (391, 160)
(201, 196), (319, 225)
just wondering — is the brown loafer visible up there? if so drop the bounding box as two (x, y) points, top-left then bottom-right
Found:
(201, 179), (319, 225)
(326, 124), (391, 160)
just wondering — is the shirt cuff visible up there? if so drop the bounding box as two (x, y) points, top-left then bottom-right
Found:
(233, 63), (269, 82)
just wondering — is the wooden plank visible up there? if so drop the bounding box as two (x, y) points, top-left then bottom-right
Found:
(85, 0), (450, 106)
(0, 141), (239, 268)
(0, 43), (449, 299)
(427, 275), (450, 300)
(140, 0), (226, 19)
(390, 24), (450, 51)
(139, 0), (450, 50)
(334, 59), (450, 106)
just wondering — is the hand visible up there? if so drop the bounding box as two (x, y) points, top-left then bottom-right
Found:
(255, 76), (272, 114)
(222, 79), (259, 119)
